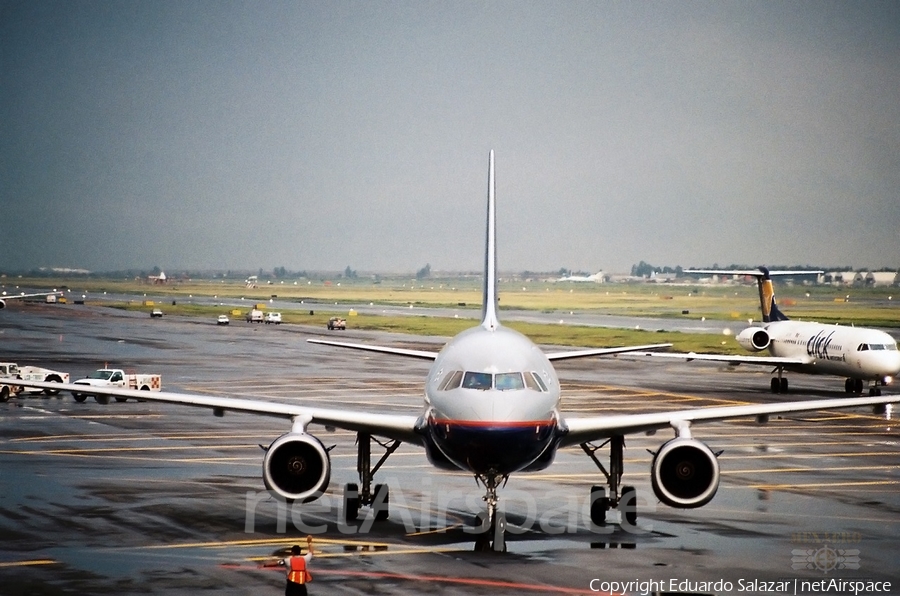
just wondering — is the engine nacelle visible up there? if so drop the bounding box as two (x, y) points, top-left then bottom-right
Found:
(263, 432), (331, 502)
(736, 327), (770, 352)
(0, 299), (6, 309)
(650, 437), (720, 508)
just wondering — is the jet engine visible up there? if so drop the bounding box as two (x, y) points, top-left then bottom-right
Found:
(0, 299), (6, 309)
(263, 432), (331, 502)
(650, 437), (719, 508)
(736, 327), (770, 352)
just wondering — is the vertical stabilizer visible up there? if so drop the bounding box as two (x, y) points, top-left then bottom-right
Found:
(756, 267), (789, 323)
(481, 150), (500, 330)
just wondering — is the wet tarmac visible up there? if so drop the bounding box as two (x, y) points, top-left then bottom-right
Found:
(1, 302), (898, 595)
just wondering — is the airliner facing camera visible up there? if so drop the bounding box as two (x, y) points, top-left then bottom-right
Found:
(639, 269), (900, 395)
(8, 152), (900, 552)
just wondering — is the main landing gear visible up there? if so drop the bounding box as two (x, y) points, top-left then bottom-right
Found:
(581, 435), (637, 527)
(343, 432), (400, 523)
(473, 472), (509, 552)
(770, 368), (789, 394)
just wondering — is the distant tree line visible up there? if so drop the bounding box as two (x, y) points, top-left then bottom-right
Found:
(630, 261), (683, 277)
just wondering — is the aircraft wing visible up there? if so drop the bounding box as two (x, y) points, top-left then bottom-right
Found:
(559, 393), (898, 447)
(634, 351), (808, 366)
(307, 338), (438, 360)
(1, 291), (61, 301)
(545, 343), (672, 361)
(3, 380), (424, 444)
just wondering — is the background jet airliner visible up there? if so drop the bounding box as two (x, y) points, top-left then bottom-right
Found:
(0, 290), (61, 309)
(8, 152), (900, 552)
(639, 268), (900, 395)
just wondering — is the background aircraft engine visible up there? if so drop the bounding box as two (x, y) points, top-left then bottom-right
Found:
(263, 432), (331, 502)
(650, 437), (720, 508)
(736, 327), (770, 351)
(0, 299), (6, 309)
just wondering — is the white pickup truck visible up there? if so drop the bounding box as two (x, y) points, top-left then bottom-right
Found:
(71, 368), (161, 404)
(1, 362), (70, 401)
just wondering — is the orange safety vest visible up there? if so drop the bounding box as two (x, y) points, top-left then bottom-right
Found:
(287, 556), (312, 584)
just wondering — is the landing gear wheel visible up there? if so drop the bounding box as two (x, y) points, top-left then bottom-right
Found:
(845, 378), (853, 393)
(869, 386), (882, 396)
(343, 483), (359, 523)
(471, 510), (506, 553)
(115, 397), (128, 403)
(780, 378), (788, 393)
(72, 393), (86, 403)
(590, 485), (609, 525)
(95, 395), (110, 405)
(854, 378), (864, 394)
(373, 483), (390, 521)
(473, 512), (491, 552)
(770, 378), (780, 394)
(0, 386), (9, 402)
(620, 485), (637, 526)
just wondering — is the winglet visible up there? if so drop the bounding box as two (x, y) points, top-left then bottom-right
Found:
(481, 150), (500, 330)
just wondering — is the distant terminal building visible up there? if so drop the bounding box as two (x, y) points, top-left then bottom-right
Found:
(822, 270), (899, 287)
(860, 271), (899, 287)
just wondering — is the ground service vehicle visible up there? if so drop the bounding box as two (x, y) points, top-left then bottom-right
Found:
(217, 314), (230, 325)
(327, 317), (346, 330)
(71, 369), (161, 404)
(265, 312), (282, 324)
(151, 308), (163, 318)
(0, 363), (23, 401)
(19, 366), (70, 395)
(0, 363), (68, 399)
(246, 309), (264, 323)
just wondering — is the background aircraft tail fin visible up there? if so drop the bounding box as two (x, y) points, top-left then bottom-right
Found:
(757, 269), (790, 323)
(686, 267), (821, 323)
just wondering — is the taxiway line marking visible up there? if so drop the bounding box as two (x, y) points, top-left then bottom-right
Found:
(0, 559), (57, 568)
(751, 480), (900, 489)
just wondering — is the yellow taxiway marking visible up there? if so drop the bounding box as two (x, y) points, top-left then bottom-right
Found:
(721, 464), (898, 475)
(11, 432), (274, 443)
(141, 537), (390, 550)
(751, 480), (900, 490)
(0, 559), (57, 568)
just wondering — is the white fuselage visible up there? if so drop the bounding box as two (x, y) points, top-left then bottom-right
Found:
(766, 321), (900, 380)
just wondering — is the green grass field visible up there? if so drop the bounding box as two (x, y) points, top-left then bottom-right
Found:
(27, 273), (887, 356)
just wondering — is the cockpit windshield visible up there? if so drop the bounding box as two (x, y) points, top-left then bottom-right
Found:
(495, 373), (524, 391)
(441, 370), (548, 392)
(462, 372), (492, 390)
(858, 343), (898, 352)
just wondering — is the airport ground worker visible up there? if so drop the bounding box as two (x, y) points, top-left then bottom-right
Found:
(260, 536), (314, 596)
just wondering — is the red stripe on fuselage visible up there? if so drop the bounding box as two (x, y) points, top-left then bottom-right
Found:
(430, 418), (555, 429)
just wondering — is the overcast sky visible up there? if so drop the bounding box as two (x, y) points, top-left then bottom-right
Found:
(2, 1), (898, 275)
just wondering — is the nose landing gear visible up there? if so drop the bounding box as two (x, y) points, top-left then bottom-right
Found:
(473, 472), (508, 552)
